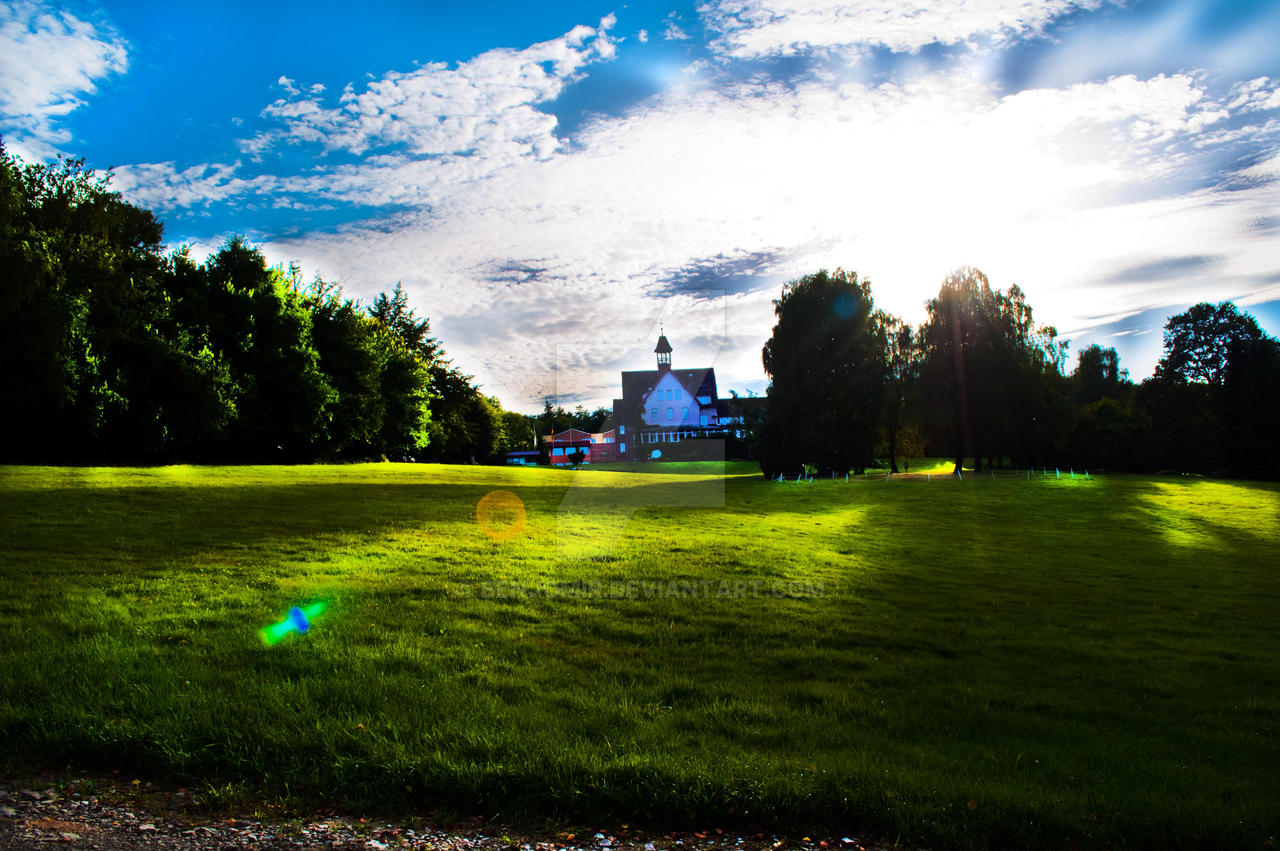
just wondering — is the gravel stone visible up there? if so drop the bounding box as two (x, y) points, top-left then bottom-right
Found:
(0, 775), (906, 851)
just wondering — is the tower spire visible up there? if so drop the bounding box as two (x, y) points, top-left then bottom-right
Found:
(654, 327), (673, 371)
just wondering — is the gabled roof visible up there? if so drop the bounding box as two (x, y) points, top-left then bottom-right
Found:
(619, 368), (718, 408)
(547, 428), (596, 443)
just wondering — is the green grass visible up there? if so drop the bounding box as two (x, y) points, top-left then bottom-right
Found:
(0, 463), (1277, 849)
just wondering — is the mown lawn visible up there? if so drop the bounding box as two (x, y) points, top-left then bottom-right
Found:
(0, 463), (1276, 849)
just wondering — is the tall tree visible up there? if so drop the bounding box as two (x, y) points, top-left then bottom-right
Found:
(919, 268), (1066, 471)
(1143, 301), (1269, 474)
(1222, 336), (1280, 478)
(370, 282), (438, 360)
(307, 284), (385, 458)
(205, 236), (333, 460)
(759, 269), (887, 476)
(0, 147), (235, 461)
(1073, 344), (1128, 404)
(878, 312), (918, 473)
(1155, 301), (1265, 386)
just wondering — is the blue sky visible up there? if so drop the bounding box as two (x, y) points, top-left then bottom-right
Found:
(3, 0), (1279, 410)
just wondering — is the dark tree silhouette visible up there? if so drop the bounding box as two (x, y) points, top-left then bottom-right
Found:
(1155, 301), (1265, 386)
(759, 269), (887, 476)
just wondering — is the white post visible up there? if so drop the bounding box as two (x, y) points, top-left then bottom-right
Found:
(1055, 468), (1060, 479)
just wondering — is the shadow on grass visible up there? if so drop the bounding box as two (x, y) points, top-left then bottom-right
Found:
(1, 470), (1277, 848)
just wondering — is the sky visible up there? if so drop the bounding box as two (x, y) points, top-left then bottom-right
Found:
(3, 0), (1279, 412)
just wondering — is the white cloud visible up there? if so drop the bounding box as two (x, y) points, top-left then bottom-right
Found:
(105, 16), (1277, 407)
(1229, 77), (1280, 113)
(112, 161), (277, 209)
(252, 69), (1272, 407)
(241, 15), (617, 166)
(1240, 151), (1280, 179)
(664, 22), (691, 41)
(0, 0), (128, 159)
(698, 0), (1104, 57)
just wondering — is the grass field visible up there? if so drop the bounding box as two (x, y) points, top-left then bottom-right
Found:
(0, 463), (1277, 849)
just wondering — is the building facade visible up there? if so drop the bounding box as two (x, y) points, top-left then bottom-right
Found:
(542, 427), (621, 466)
(611, 334), (750, 461)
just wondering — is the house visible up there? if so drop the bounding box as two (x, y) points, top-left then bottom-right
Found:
(611, 334), (751, 461)
(503, 450), (540, 466)
(543, 427), (621, 466)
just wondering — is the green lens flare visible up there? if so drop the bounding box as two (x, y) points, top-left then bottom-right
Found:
(260, 601), (328, 645)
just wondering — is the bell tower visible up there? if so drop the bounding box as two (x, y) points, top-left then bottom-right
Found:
(654, 329), (673, 372)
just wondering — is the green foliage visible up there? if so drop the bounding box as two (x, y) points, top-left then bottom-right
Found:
(1222, 336), (1280, 478)
(420, 365), (503, 463)
(918, 268), (1066, 471)
(0, 145), (508, 464)
(205, 237), (334, 460)
(1155, 301), (1265, 386)
(1136, 302), (1277, 476)
(498, 408), (536, 453)
(370, 281), (438, 361)
(759, 269), (887, 475)
(1073, 343), (1127, 404)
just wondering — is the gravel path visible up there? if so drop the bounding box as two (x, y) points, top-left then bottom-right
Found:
(0, 776), (907, 851)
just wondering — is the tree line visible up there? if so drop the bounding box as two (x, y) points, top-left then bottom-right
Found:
(758, 267), (1280, 480)
(0, 144), (537, 465)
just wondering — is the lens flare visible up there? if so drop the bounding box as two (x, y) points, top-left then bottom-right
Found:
(261, 601), (327, 645)
(476, 489), (526, 542)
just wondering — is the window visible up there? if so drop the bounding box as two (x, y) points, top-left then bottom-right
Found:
(667, 407), (673, 420)
(700, 414), (708, 426)
(552, 448), (563, 456)
(675, 389), (682, 400)
(650, 408), (658, 420)
(620, 442), (626, 453)
(682, 407), (689, 420)
(619, 425), (625, 435)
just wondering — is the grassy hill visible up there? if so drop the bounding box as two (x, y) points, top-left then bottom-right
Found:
(0, 463), (1276, 848)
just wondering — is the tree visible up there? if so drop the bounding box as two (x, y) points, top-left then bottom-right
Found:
(1072, 344), (1128, 405)
(370, 282), (438, 360)
(1222, 336), (1280, 479)
(1068, 344), (1143, 471)
(498, 408), (536, 454)
(1155, 301), (1265, 386)
(307, 284), (385, 458)
(759, 269), (887, 476)
(919, 268), (1066, 472)
(878, 312), (919, 473)
(0, 145), (234, 462)
(205, 237), (333, 460)
(537, 400), (574, 437)
(1143, 301), (1270, 474)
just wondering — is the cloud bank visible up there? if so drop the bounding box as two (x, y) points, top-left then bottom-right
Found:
(0, 1), (127, 159)
(84, 5), (1280, 408)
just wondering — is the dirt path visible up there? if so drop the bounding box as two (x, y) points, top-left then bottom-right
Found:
(0, 775), (906, 851)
